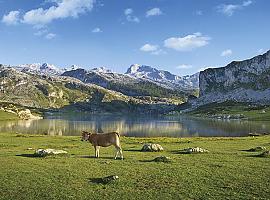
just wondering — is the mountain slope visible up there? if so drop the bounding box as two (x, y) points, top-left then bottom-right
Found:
(14, 63), (64, 75)
(0, 66), (129, 109)
(62, 68), (190, 99)
(0, 66), (177, 114)
(197, 50), (270, 106)
(126, 64), (199, 90)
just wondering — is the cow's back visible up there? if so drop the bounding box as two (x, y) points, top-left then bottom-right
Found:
(94, 132), (120, 147)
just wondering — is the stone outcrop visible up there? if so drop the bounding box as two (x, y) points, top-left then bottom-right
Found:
(247, 146), (266, 152)
(141, 143), (164, 152)
(183, 147), (209, 154)
(153, 156), (171, 163)
(198, 50), (270, 106)
(34, 149), (68, 157)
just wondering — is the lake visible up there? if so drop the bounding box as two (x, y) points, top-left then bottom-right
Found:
(0, 112), (269, 137)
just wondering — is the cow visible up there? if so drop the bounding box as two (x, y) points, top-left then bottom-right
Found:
(81, 131), (123, 160)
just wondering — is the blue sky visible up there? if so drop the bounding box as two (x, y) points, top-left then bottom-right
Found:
(0, 0), (269, 75)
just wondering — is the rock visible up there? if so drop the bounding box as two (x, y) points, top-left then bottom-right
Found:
(141, 143), (164, 152)
(247, 146), (266, 152)
(183, 147), (209, 154)
(257, 150), (270, 158)
(101, 175), (119, 184)
(27, 147), (34, 150)
(153, 156), (171, 163)
(34, 149), (68, 157)
(248, 132), (270, 137)
(18, 109), (43, 120)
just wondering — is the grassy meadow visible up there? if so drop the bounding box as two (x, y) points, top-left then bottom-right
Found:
(0, 110), (19, 121)
(0, 132), (269, 200)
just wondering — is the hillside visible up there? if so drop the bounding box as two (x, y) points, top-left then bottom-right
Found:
(62, 68), (192, 99)
(198, 50), (270, 105)
(0, 66), (178, 114)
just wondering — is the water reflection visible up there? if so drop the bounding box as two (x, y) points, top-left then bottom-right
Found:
(0, 114), (269, 137)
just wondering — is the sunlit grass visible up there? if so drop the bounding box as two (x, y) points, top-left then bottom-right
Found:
(0, 132), (269, 199)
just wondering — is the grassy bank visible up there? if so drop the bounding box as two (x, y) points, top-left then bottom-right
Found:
(0, 133), (269, 200)
(0, 110), (19, 121)
(189, 102), (270, 121)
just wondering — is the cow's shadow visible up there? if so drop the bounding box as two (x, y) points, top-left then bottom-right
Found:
(78, 155), (117, 159)
(16, 154), (37, 158)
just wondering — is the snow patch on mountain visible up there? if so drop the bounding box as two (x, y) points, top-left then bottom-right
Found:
(15, 63), (63, 75)
(126, 64), (199, 89)
(91, 67), (112, 73)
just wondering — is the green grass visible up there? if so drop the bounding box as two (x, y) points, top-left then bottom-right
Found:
(0, 133), (269, 199)
(0, 110), (19, 121)
(190, 101), (270, 121)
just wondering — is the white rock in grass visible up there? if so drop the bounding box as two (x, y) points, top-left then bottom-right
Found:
(141, 143), (164, 152)
(183, 147), (209, 154)
(34, 149), (67, 157)
(257, 150), (270, 158)
(153, 156), (171, 163)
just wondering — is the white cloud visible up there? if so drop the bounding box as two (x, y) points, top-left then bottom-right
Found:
(221, 49), (232, 57)
(126, 15), (140, 23)
(140, 44), (159, 52)
(243, 0), (252, 6)
(45, 33), (56, 39)
(2, 10), (20, 25)
(140, 44), (165, 55)
(6, 0), (95, 25)
(34, 28), (48, 36)
(92, 27), (102, 33)
(164, 32), (210, 51)
(124, 8), (139, 23)
(146, 8), (162, 17)
(124, 8), (133, 16)
(177, 64), (192, 69)
(151, 49), (166, 55)
(217, 0), (252, 16)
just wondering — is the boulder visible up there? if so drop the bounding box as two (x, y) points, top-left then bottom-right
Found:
(153, 156), (171, 163)
(34, 149), (68, 157)
(257, 150), (270, 158)
(141, 143), (164, 152)
(183, 147), (209, 154)
(101, 175), (119, 184)
(247, 146), (266, 152)
(18, 109), (43, 120)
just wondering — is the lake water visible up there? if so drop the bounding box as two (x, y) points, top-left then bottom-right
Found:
(0, 112), (269, 137)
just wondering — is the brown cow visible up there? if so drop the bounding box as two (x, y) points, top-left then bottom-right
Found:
(81, 131), (123, 160)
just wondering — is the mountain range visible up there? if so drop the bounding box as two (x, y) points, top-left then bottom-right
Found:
(0, 63), (193, 114)
(12, 63), (200, 91)
(1, 50), (270, 114)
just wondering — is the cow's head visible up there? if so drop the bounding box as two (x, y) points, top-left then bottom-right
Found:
(81, 131), (91, 141)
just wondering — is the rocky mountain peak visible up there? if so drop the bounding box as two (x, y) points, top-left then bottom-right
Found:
(91, 67), (112, 73)
(197, 49), (270, 105)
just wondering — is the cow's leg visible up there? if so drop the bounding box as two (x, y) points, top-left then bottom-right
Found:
(119, 147), (124, 160)
(115, 146), (123, 160)
(96, 146), (100, 158)
(114, 147), (119, 159)
(94, 146), (98, 158)
(117, 146), (123, 160)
